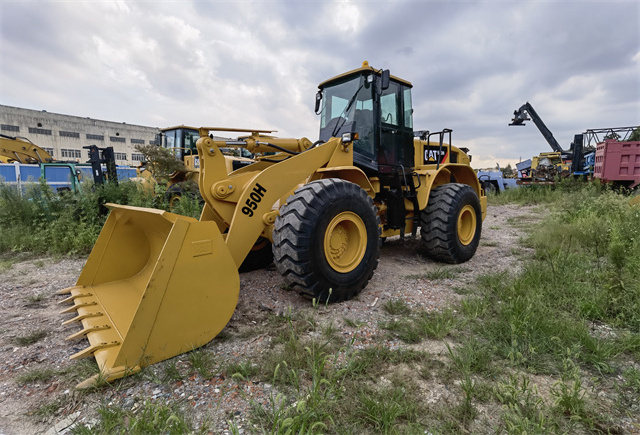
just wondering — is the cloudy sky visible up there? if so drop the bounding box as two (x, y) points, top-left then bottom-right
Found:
(1, 0), (638, 168)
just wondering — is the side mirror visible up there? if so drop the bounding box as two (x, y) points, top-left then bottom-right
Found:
(380, 69), (390, 91)
(314, 91), (323, 114)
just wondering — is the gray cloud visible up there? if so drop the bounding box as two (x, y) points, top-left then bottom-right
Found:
(1, 0), (638, 168)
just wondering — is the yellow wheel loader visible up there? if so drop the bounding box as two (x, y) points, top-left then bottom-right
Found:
(0, 134), (54, 163)
(59, 61), (487, 388)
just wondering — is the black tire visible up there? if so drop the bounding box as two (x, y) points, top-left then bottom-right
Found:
(272, 179), (380, 302)
(164, 183), (184, 209)
(164, 181), (203, 210)
(483, 182), (497, 195)
(239, 237), (274, 273)
(420, 183), (482, 264)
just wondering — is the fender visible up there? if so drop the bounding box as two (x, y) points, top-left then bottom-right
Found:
(414, 164), (485, 218)
(309, 166), (376, 197)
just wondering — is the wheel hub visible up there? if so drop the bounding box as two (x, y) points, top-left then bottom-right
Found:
(457, 204), (476, 246)
(324, 212), (367, 273)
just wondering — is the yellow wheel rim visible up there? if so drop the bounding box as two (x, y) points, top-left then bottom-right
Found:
(168, 195), (181, 211)
(457, 204), (476, 246)
(324, 212), (367, 273)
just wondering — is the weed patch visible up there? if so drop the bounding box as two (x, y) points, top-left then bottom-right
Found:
(187, 349), (216, 379)
(380, 308), (460, 342)
(72, 400), (207, 434)
(383, 298), (412, 315)
(407, 266), (466, 281)
(25, 293), (48, 306)
(14, 330), (48, 346)
(16, 367), (65, 385)
(352, 383), (420, 433)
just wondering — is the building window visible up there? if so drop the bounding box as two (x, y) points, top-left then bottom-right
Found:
(130, 138), (145, 145)
(114, 152), (127, 160)
(87, 134), (104, 141)
(28, 127), (52, 135)
(131, 153), (145, 162)
(110, 136), (126, 143)
(60, 131), (80, 138)
(43, 147), (54, 156)
(1, 124), (19, 132)
(61, 148), (82, 159)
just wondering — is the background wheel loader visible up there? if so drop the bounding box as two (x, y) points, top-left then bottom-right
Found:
(59, 61), (487, 387)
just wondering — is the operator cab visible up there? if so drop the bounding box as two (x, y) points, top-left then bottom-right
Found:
(161, 126), (253, 163)
(161, 126), (201, 161)
(317, 61), (414, 175)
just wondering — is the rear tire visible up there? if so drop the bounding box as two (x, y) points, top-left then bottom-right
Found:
(239, 237), (273, 272)
(272, 179), (380, 302)
(420, 183), (482, 264)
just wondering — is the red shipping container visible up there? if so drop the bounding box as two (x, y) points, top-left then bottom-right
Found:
(593, 139), (640, 188)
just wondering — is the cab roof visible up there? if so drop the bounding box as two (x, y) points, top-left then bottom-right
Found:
(317, 61), (412, 89)
(160, 125), (198, 132)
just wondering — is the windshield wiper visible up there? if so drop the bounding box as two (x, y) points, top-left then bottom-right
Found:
(331, 84), (363, 138)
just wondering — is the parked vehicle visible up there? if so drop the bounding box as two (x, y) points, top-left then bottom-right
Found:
(510, 103), (593, 179)
(0, 134), (133, 192)
(477, 168), (519, 193)
(593, 138), (640, 188)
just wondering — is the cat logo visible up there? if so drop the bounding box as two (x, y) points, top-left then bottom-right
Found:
(423, 146), (447, 165)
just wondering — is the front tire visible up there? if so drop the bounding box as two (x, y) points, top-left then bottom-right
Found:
(272, 179), (380, 302)
(420, 183), (482, 264)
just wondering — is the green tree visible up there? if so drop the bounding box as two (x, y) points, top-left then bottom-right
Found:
(502, 163), (514, 177)
(628, 127), (640, 141)
(604, 131), (620, 140)
(134, 144), (186, 182)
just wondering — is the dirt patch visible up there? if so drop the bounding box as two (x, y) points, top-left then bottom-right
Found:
(0, 204), (541, 434)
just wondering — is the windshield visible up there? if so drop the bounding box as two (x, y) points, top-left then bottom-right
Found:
(319, 75), (373, 142)
(220, 147), (253, 158)
(183, 130), (200, 155)
(164, 128), (200, 159)
(318, 74), (377, 161)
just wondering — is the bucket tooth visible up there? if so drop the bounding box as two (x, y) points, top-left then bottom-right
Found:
(60, 301), (97, 314)
(58, 293), (93, 305)
(66, 324), (111, 341)
(56, 285), (83, 295)
(71, 341), (120, 360)
(62, 312), (103, 326)
(75, 364), (142, 390)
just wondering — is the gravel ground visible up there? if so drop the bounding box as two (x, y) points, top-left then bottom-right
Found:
(0, 204), (540, 434)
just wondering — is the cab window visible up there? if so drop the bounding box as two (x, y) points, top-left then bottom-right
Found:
(380, 81), (400, 127)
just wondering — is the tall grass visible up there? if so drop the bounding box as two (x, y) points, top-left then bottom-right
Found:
(0, 180), (203, 255)
(489, 177), (605, 206)
(478, 187), (640, 374)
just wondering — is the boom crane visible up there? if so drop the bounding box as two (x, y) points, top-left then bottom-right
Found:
(509, 102), (566, 156)
(510, 102), (592, 175)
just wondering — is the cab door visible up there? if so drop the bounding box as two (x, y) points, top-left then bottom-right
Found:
(378, 82), (413, 173)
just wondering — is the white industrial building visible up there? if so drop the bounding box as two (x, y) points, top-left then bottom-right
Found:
(0, 105), (160, 165)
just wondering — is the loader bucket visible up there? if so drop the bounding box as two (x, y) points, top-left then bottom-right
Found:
(58, 204), (239, 388)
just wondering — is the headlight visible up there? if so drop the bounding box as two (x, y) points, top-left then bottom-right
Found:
(341, 132), (359, 143)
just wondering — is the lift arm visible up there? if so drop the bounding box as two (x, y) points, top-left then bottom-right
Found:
(509, 102), (565, 154)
